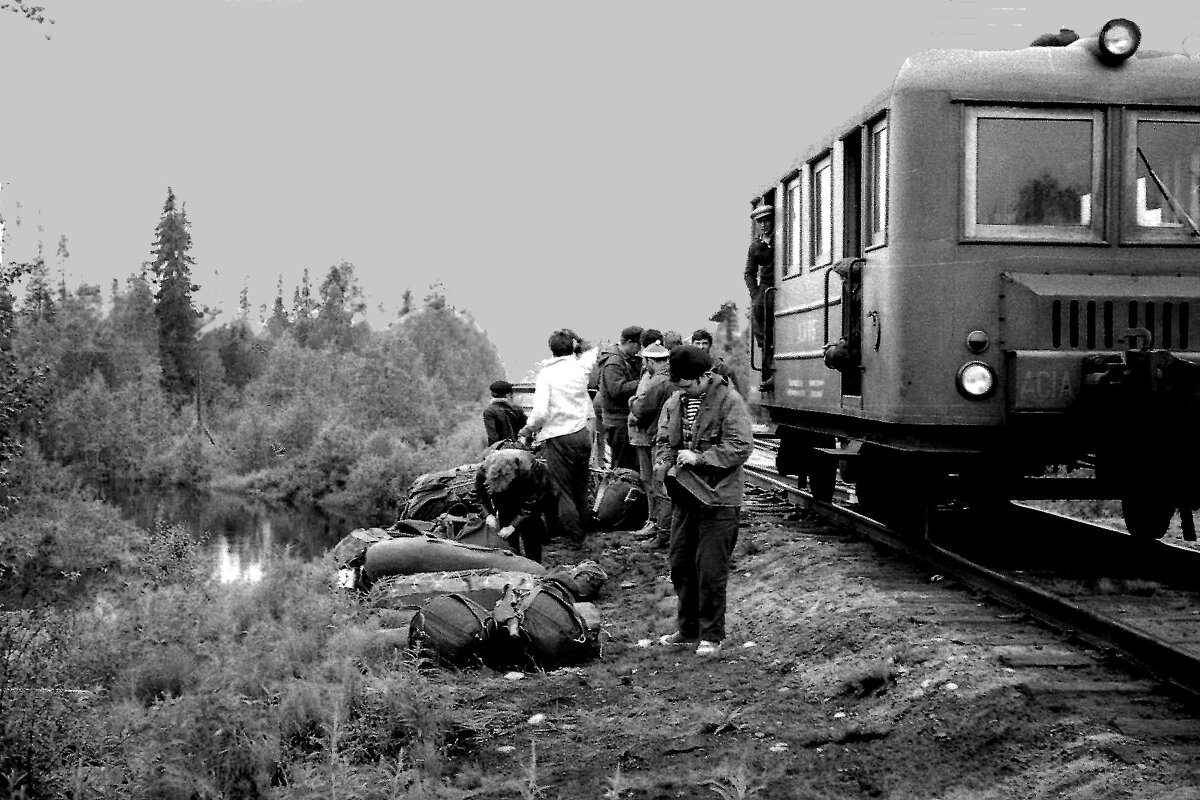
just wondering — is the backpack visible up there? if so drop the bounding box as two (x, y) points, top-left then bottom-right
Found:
(450, 513), (512, 550)
(408, 593), (492, 668)
(488, 583), (593, 670)
(592, 467), (648, 530)
(399, 463), (482, 521)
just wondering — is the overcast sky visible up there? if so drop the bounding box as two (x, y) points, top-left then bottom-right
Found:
(3, 1), (1197, 378)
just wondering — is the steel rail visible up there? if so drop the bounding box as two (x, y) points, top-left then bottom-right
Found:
(743, 449), (1200, 699)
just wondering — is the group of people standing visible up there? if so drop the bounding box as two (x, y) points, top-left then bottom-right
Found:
(480, 325), (753, 658)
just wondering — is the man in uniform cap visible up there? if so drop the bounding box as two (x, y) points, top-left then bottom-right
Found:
(745, 203), (775, 392)
(654, 345), (753, 657)
(628, 341), (674, 547)
(483, 379), (528, 446)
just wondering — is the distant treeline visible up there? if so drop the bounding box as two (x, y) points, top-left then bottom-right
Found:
(1, 188), (504, 525)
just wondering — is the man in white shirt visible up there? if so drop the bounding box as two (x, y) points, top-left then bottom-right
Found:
(520, 329), (597, 543)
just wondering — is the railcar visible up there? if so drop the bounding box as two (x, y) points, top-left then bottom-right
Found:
(755, 19), (1200, 538)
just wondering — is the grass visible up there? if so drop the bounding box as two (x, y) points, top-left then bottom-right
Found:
(1, 475), (818, 799)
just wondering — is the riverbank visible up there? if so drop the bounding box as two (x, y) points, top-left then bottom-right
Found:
(9, 482), (1200, 798)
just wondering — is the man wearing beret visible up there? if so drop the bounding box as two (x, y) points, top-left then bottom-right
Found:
(745, 203), (775, 392)
(482, 379), (528, 447)
(654, 345), (754, 658)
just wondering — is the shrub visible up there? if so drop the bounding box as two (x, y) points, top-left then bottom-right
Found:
(0, 610), (97, 799)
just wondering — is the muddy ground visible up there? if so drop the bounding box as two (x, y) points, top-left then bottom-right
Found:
(416, 490), (1200, 799)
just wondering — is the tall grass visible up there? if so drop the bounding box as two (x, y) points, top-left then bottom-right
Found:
(0, 472), (482, 799)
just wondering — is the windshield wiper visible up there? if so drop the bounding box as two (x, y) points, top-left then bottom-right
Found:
(1137, 146), (1200, 237)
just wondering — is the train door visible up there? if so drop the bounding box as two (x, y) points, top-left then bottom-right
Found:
(839, 129), (864, 400)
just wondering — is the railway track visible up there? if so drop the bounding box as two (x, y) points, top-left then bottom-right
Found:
(745, 437), (1200, 699)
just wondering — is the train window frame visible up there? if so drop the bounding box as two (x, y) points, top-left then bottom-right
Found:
(783, 173), (803, 277)
(1121, 110), (1200, 246)
(865, 116), (888, 250)
(963, 107), (1105, 243)
(810, 152), (834, 268)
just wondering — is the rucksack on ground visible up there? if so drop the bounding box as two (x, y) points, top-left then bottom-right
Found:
(488, 582), (594, 670)
(592, 467), (648, 530)
(408, 593), (492, 668)
(399, 463), (482, 521)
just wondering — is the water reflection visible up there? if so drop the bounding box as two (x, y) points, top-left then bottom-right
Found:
(102, 484), (359, 583)
(213, 536), (266, 583)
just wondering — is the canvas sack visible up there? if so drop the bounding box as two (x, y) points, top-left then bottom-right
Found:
(592, 467), (648, 530)
(408, 593), (492, 667)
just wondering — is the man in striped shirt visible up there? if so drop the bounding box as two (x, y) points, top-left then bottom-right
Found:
(654, 345), (754, 658)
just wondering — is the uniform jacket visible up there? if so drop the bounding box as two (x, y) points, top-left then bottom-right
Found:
(744, 238), (774, 293)
(629, 367), (675, 446)
(653, 375), (753, 507)
(597, 344), (642, 427)
(483, 398), (528, 446)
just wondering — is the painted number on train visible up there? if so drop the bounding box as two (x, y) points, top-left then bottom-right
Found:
(1016, 369), (1076, 409)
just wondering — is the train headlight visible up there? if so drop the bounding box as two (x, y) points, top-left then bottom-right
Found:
(956, 361), (996, 400)
(1098, 18), (1141, 64)
(966, 330), (990, 354)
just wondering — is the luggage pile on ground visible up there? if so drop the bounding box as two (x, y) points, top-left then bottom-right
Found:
(331, 459), (609, 670)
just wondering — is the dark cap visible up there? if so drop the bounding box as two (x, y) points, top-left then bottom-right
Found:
(489, 380), (514, 396)
(669, 345), (713, 381)
(620, 325), (644, 344)
(750, 204), (774, 220)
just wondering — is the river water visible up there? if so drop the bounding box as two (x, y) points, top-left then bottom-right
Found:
(103, 485), (361, 584)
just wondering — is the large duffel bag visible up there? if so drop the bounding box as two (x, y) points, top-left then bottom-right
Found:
(331, 520), (436, 570)
(399, 464), (482, 521)
(362, 534), (546, 584)
(592, 467), (648, 531)
(368, 568), (543, 612)
(489, 583), (594, 670)
(409, 593), (491, 667)
(332, 527), (392, 570)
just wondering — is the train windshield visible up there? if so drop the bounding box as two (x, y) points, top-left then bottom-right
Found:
(965, 108), (1104, 241)
(1131, 118), (1200, 238)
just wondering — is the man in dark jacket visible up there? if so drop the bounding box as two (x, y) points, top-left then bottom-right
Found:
(596, 325), (643, 471)
(654, 345), (754, 658)
(745, 203), (775, 392)
(690, 329), (742, 396)
(482, 380), (528, 446)
(475, 446), (548, 563)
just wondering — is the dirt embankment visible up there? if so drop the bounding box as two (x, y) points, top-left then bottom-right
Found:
(418, 490), (1200, 799)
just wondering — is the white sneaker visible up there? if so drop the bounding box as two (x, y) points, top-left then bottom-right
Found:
(695, 640), (724, 657)
(659, 632), (697, 647)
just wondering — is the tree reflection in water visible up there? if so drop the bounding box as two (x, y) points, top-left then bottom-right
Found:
(102, 484), (357, 584)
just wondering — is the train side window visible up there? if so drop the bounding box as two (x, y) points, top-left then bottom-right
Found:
(783, 175), (803, 276)
(811, 153), (833, 266)
(964, 107), (1104, 242)
(866, 118), (888, 248)
(1123, 111), (1200, 244)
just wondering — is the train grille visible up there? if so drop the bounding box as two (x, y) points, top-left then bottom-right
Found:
(1049, 299), (1190, 350)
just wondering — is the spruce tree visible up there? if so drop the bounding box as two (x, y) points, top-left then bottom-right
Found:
(148, 187), (201, 398)
(266, 275), (289, 339)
